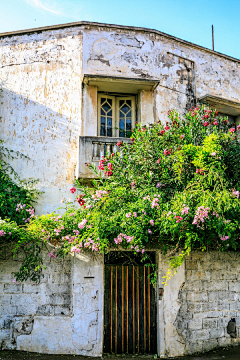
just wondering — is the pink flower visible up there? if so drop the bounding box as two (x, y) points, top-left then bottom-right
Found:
(131, 180), (136, 189)
(160, 130), (165, 135)
(181, 207), (189, 215)
(164, 149), (171, 156)
(213, 120), (218, 125)
(203, 121), (209, 126)
(150, 219), (154, 226)
(107, 163), (113, 171)
(219, 235), (229, 241)
(180, 134), (184, 139)
(98, 159), (105, 170)
(0, 230), (6, 237)
(133, 212), (137, 217)
(117, 141), (123, 147)
(164, 125), (170, 130)
(211, 152), (216, 156)
(157, 158), (161, 164)
(156, 182), (161, 188)
(232, 190), (239, 199)
(148, 229), (152, 234)
(237, 125), (240, 130)
(142, 249), (145, 254)
(126, 212), (132, 218)
(78, 219), (87, 229)
(229, 128), (235, 133)
(70, 187), (76, 194)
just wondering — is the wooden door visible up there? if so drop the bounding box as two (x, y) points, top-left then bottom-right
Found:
(104, 253), (157, 354)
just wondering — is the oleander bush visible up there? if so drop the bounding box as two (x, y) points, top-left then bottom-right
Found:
(2, 105), (240, 284)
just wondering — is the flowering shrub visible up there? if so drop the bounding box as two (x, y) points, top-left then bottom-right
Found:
(2, 105), (240, 284)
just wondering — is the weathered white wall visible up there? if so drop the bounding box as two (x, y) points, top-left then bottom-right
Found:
(82, 26), (240, 124)
(0, 246), (104, 356)
(0, 28), (83, 215)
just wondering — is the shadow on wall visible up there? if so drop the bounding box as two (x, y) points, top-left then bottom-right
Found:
(0, 87), (81, 214)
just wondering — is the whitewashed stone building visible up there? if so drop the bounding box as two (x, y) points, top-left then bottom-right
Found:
(1, 21), (240, 357)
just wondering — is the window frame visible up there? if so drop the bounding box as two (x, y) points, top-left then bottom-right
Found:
(97, 93), (136, 137)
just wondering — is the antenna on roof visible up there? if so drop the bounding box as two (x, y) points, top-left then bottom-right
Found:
(212, 25), (214, 51)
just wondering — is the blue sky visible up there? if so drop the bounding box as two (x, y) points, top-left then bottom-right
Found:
(1, 0), (240, 59)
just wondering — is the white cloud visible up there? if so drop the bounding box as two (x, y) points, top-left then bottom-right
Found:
(25, 0), (62, 16)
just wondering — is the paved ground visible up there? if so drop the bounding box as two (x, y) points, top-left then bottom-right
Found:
(0, 347), (240, 360)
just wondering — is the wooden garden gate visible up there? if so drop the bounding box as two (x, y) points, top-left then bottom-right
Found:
(104, 252), (157, 354)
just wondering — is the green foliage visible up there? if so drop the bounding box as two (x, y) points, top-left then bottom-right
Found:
(2, 105), (240, 285)
(0, 140), (41, 224)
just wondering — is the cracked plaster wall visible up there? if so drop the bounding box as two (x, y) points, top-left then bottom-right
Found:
(0, 245), (104, 356)
(0, 28), (83, 215)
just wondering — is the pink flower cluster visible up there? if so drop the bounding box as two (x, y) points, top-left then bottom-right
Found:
(229, 128), (235, 133)
(156, 182), (165, 188)
(219, 235), (229, 241)
(16, 204), (35, 222)
(196, 168), (204, 175)
(71, 236), (101, 253)
(164, 149), (171, 156)
(62, 235), (76, 243)
(192, 206), (210, 227)
(92, 190), (108, 200)
(114, 233), (134, 244)
(49, 249), (56, 258)
(78, 219), (88, 229)
(151, 197), (160, 209)
(150, 219), (154, 226)
(54, 225), (64, 235)
(175, 215), (183, 223)
(105, 162), (113, 177)
(126, 212), (132, 218)
(0, 230), (6, 237)
(232, 190), (239, 199)
(131, 180), (136, 189)
(181, 206), (189, 215)
(54, 216), (62, 222)
(70, 187), (76, 193)
(16, 203), (26, 211)
(98, 158), (106, 170)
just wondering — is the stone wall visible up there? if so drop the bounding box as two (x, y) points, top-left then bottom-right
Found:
(1, 248), (240, 357)
(175, 251), (240, 355)
(0, 246), (104, 356)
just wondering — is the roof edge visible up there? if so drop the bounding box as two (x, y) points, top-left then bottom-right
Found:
(0, 20), (240, 63)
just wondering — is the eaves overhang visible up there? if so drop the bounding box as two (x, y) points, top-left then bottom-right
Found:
(83, 74), (160, 94)
(199, 94), (240, 117)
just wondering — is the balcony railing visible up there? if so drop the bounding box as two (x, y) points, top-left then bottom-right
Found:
(76, 136), (132, 179)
